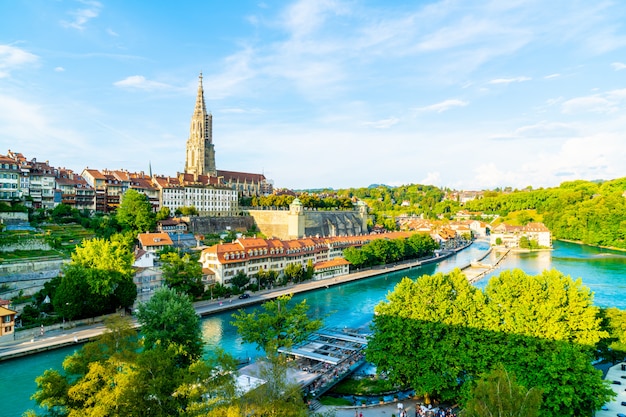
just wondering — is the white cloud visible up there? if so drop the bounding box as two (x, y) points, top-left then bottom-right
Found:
(468, 131), (626, 190)
(202, 48), (258, 99)
(61, 0), (102, 30)
(415, 99), (468, 114)
(113, 75), (173, 91)
(363, 117), (399, 129)
(560, 88), (626, 114)
(0, 94), (88, 152)
(0, 45), (38, 78)
(612, 62), (626, 71)
(510, 121), (578, 138)
(421, 172), (441, 186)
(488, 76), (531, 85)
(106, 28), (119, 37)
(544, 73), (560, 79)
(54, 66), (65, 72)
(281, 0), (348, 39)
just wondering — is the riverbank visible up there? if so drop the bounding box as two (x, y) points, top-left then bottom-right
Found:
(0, 242), (474, 361)
(556, 238), (626, 252)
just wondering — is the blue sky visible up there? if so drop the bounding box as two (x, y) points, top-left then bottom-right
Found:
(2, 0), (626, 190)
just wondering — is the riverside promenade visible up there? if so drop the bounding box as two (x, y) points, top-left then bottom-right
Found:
(0, 243), (473, 362)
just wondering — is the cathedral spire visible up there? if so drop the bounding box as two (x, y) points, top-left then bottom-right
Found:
(194, 72), (208, 116)
(185, 73), (216, 176)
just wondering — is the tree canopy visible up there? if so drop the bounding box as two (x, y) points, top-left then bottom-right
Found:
(464, 178), (626, 249)
(135, 287), (204, 363)
(71, 236), (134, 279)
(461, 365), (542, 417)
(160, 251), (204, 298)
(231, 294), (323, 353)
(366, 268), (614, 417)
(28, 316), (238, 417)
(116, 188), (156, 233)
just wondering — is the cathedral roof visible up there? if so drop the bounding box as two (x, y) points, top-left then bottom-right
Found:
(217, 170), (266, 183)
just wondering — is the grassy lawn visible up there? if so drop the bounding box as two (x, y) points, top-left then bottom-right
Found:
(329, 377), (398, 396)
(0, 249), (64, 261)
(0, 223), (94, 260)
(318, 396), (353, 406)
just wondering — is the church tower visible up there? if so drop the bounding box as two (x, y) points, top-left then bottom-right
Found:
(185, 73), (216, 176)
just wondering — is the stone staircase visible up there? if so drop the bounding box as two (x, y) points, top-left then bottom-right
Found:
(308, 399), (323, 411)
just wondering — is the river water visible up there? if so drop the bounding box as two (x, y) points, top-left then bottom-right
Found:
(2, 240), (624, 416)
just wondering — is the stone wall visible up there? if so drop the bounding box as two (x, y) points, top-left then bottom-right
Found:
(246, 209), (291, 239)
(0, 258), (67, 298)
(247, 208), (367, 240)
(0, 212), (29, 224)
(186, 215), (256, 235)
(1, 238), (52, 252)
(303, 210), (366, 238)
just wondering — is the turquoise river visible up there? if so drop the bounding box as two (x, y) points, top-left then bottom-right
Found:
(1, 240), (625, 416)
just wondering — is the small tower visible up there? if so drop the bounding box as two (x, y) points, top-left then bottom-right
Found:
(288, 198), (305, 239)
(185, 73), (216, 176)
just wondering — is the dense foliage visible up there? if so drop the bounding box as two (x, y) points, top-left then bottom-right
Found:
(27, 313), (238, 417)
(48, 235), (137, 320)
(160, 251), (204, 298)
(335, 184), (450, 218)
(461, 365), (542, 417)
(343, 233), (438, 268)
(464, 178), (626, 248)
(116, 188), (156, 233)
(135, 287), (204, 363)
(366, 268), (615, 417)
(241, 192), (354, 210)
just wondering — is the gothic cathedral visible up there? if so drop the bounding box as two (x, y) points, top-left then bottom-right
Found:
(185, 73), (216, 176)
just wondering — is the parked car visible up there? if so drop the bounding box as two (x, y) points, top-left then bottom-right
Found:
(617, 413), (626, 417)
(612, 380), (622, 385)
(238, 293), (250, 299)
(622, 401), (626, 406)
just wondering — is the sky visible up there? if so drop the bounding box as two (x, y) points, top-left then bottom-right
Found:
(2, 0), (626, 191)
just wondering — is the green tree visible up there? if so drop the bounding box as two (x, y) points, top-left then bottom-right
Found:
(136, 287), (204, 363)
(483, 269), (606, 346)
(161, 252), (204, 298)
(230, 271), (250, 291)
(240, 350), (308, 417)
(256, 269), (278, 289)
(116, 188), (155, 233)
(366, 268), (614, 416)
(175, 206), (199, 216)
(597, 307), (626, 363)
(462, 365), (542, 417)
(283, 263), (303, 282)
(28, 316), (238, 417)
(71, 237), (134, 280)
(231, 294), (323, 353)
(155, 206), (171, 221)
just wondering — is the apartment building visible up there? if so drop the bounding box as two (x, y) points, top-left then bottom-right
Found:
(0, 155), (21, 202)
(153, 173), (238, 216)
(199, 231), (415, 286)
